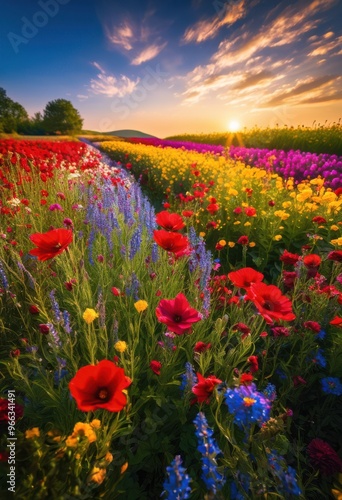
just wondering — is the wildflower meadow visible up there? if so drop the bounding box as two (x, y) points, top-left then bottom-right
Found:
(1, 133), (342, 499)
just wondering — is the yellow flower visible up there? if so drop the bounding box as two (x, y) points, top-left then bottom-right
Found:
(105, 452), (113, 463)
(218, 239), (227, 247)
(228, 241), (235, 248)
(83, 308), (99, 324)
(233, 221), (241, 225)
(282, 201), (292, 209)
(296, 189), (313, 202)
(66, 422), (97, 447)
(199, 232), (206, 238)
(25, 427), (40, 439)
(273, 235), (282, 241)
(114, 340), (127, 353)
(331, 237), (342, 246)
(134, 300), (148, 312)
(249, 242), (256, 247)
(274, 210), (290, 221)
(90, 419), (101, 429)
(89, 467), (106, 485)
(244, 222), (251, 227)
(331, 225), (339, 231)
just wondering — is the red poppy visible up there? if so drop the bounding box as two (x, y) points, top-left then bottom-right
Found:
(330, 316), (342, 327)
(194, 341), (211, 354)
(327, 250), (342, 262)
(244, 206), (257, 216)
(155, 211), (185, 231)
(312, 216), (327, 224)
(156, 292), (201, 335)
(307, 438), (342, 475)
(69, 360), (131, 412)
(303, 254), (321, 268)
(182, 210), (194, 218)
(282, 271), (297, 289)
(29, 304), (40, 315)
(279, 250), (300, 266)
(237, 235), (249, 245)
(29, 228), (72, 261)
(207, 203), (219, 214)
(192, 373), (222, 404)
(240, 373), (254, 385)
(150, 360), (162, 375)
(247, 283), (296, 324)
(228, 267), (264, 289)
(153, 230), (189, 254)
(247, 355), (259, 373)
(303, 321), (321, 333)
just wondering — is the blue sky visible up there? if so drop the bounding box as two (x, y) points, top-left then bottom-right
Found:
(1, 0), (341, 136)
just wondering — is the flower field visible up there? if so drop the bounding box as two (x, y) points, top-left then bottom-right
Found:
(1, 137), (342, 499)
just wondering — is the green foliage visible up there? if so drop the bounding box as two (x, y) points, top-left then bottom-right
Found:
(43, 99), (83, 135)
(0, 88), (28, 134)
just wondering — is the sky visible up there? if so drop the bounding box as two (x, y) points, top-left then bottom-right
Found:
(1, 0), (342, 137)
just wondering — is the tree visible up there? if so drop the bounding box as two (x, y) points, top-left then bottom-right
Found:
(43, 99), (83, 135)
(0, 87), (28, 133)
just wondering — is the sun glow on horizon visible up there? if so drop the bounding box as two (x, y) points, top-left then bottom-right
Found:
(228, 120), (241, 132)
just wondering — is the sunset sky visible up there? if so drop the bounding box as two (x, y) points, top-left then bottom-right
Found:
(1, 0), (342, 137)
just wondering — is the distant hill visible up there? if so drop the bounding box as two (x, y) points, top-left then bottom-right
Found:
(106, 129), (158, 139)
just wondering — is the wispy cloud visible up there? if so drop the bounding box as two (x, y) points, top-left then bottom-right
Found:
(260, 75), (341, 107)
(106, 22), (134, 50)
(105, 11), (167, 65)
(182, 0), (248, 43)
(179, 0), (341, 110)
(308, 35), (342, 56)
(89, 62), (140, 98)
(131, 42), (167, 65)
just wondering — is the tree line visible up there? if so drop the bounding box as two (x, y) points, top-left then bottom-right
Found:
(0, 87), (83, 135)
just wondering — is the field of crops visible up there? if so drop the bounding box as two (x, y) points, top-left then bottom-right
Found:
(166, 122), (342, 156)
(1, 135), (342, 499)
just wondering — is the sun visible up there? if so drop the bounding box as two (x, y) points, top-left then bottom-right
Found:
(228, 120), (241, 132)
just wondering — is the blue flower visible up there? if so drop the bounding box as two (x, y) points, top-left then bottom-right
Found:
(224, 383), (271, 429)
(263, 383), (277, 402)
(162, 455), (192, 499)
(267, 451), (302, 496)
(321, 376), (342, 396)
(310, 348), (327, 368)
(193, 412), (226, 494)
(180, 362), (197, 394)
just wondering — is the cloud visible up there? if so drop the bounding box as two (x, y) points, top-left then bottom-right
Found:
(182, 0), (248, 43)
(259, 75), (340, 107)
(89, 63), (140, 98)
(308, 35), (342, 56)
(77, 94), (89, 101)
(131, 42), (167, 65)
(232, 70), (274, 90)
(211, 0), (338, 70)
(300, 91), (342, 104)
(104, 11), (167, 65)
(106, 21), (134, 50)
(179, 0), (340, 110)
